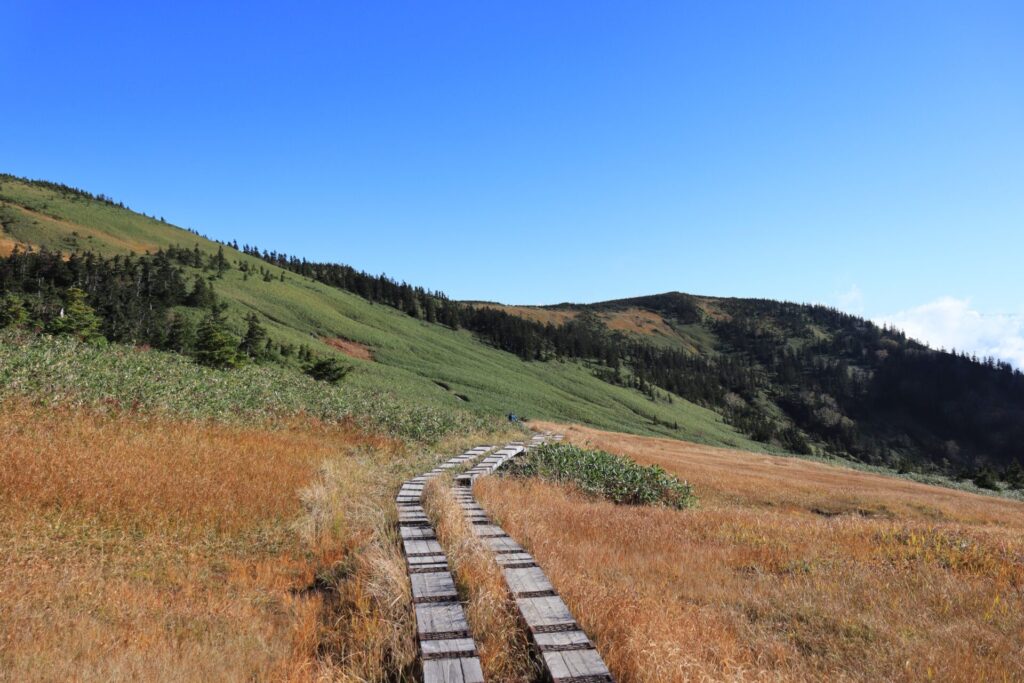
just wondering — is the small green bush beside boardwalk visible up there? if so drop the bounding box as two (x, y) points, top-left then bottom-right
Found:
(504, 442), (697, 509)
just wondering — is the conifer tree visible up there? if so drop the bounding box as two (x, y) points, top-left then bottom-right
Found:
(0, 294), (28, 329)
(195, 305), (239, 368)
(186, 276), (217, 308)
(48, 287), (103, 343)
(238, 312), (269, 359)
(165, 312), (196, 353)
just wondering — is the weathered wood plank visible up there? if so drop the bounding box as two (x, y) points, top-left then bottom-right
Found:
(411, 571), (458, 603)
(415, 602), (470, 639)
(422, 656), (484, 683)
(542, 648), (612, 681)
(400, 526), (436, 540)
(504, 566), (554, 596)
(493, 552), (536, 566)
(403, 539), (444, 556)
(516, 596), (576, 631)
(420, 637), (477, 659)
(485, 536), (524, 553)
(534, 630), (592, 652)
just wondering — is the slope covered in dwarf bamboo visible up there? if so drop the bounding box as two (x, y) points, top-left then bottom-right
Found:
(0, 174), (759, 449)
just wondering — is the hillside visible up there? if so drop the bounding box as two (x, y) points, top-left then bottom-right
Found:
(0, 174), (758, 449)
(473, 294), (1024, 485)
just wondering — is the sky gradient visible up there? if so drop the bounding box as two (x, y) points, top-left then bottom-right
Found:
(3, 2), (1022, 363)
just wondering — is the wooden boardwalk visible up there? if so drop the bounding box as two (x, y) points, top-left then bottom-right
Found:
(399, 434), (611, 683)
(397, 445), (495, 683)
(453, 433), (614, 683)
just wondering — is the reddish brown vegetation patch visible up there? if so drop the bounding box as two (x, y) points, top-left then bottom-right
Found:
(323, 336), (374, 361)
(0, 234), (21, 257)
(602, 307), (676, 337)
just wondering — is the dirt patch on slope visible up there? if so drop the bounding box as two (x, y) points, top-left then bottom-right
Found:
(602, 308), (676, 337)
(322, 337), (374, 362)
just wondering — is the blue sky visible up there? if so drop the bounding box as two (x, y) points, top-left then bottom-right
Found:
(3, 2), (1022, 362)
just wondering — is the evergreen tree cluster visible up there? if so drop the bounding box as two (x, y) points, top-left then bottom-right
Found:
(0, 247), (346, 380)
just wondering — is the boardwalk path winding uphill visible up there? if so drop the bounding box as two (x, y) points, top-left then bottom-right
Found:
(398, 435), (613, 683)
(397, 446), (495, 683)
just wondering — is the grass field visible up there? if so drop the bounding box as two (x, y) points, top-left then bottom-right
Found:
(477, 422), (1024, 683)
(0, 399), (519, 681)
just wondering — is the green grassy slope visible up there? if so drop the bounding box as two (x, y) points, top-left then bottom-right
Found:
(0, 175), (763, 449)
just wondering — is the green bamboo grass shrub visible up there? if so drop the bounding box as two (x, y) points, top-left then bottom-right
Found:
(504, 442), (697, 509)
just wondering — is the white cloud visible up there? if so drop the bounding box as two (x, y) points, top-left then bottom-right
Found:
(835, 284), (864, 314)
(875, 297), (1024, 369)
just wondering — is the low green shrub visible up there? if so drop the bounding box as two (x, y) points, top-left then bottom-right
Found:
(0, 331), (491, 443)
(504, 442), (697, 509)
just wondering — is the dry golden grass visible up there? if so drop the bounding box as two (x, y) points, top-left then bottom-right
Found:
(0, 400), (424, 682)
(477, 422), (1024, 683)
(422, 477), (535, 683)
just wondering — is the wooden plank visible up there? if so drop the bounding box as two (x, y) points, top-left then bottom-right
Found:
(471, 524), (506, 538)
(533, 630), (592, 652)
(485, 536), (524, 553)
(493, 552), (535, 566)
(404, 539), (444, 556)
(420, 637), (476, 660)
(411, 571), (458, 603)
(407, 553), (447, 566)
(541, 649), (612, 681)
(398, 514), (430, 525)
(400, 526), (436, 540)
(422, 656), (484, 683)
(516, 596), (576, 631)
(503, 566), (554, 596)
(415, 602), (469, 639)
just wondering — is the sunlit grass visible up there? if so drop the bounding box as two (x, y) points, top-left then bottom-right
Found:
(0, 400), (503, 681)
(476, 422), (1024, 682)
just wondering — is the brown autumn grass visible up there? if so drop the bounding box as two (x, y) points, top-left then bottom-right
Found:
(0, 234), (21, 257)
(476, 421), (1024, 683)
(471, 303), (579, 327)
(0, 399), (469, 682)
(603, 308), (676, 338)
(474, 304), (678, 341)
(422, 477), (535, 683)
